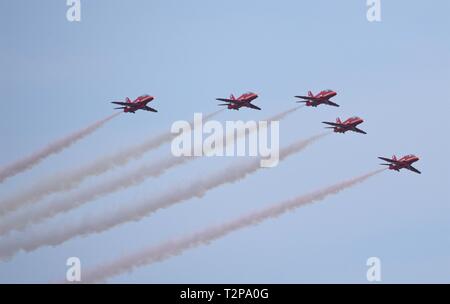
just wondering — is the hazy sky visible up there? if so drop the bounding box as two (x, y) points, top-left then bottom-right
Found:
(0, 0), (449, 283)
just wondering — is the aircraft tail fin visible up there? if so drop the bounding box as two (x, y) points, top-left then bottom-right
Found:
(230, 94), (235, 100)
(392, 155), (397, 161)
(308, 91), (313, 97)
(336, 117), (342, 124)
(125, 97), (131, 103)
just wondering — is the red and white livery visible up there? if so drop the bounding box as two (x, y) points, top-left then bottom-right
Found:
(322, 117), (366, 134)
(216, 92), (261, 111)
(378, 154), (421, 174)
(295, 89), (339, 107)
(111, 95), (157, 113)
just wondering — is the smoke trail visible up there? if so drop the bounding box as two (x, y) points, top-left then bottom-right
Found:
(81, 169), (384, 283)
(0, 107), (301, 236)
(0, 156), (187, 236)
(265, 105), (302, 121)
(0, 132), (323, 259)
(0, 113), (119, 184)
(0, 110), (223, 217)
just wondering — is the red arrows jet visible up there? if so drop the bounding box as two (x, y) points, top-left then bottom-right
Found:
(322, 117), (367, 134)
(111, 95), (157, 113)
(378, 154), (421, 174)
(295, 89), (339, 107)
(216, 92), (261, 110)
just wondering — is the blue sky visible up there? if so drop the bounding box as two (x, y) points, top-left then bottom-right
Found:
(0, 0), (449, 283)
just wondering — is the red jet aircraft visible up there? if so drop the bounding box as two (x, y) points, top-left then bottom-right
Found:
(295, 89), (340, 107)
(322, 117), (367, 134)
(111, 95), (157, 113)
(216, 92), (261, 110)
(378, 154), (421, 174)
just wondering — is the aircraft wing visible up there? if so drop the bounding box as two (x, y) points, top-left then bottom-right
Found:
(378, 157), (401, 164)
(216, 98), (239, 104)
(406, 166), (421, 174)
(143, 106), (158, 112)
(294, 95), (315, 100)
(353, 127), (367, 134)
(111, 101), (134, 106)
(322, 121), (341, 127)
(245, 103), (261, 110)
(326, 101), (340, 107)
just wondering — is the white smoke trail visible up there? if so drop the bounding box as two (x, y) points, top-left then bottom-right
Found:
(0, 113), (119, 184)
(0, 110), (223, 217)
(80, 168), (384, 283)
(0, 132), (323, 259)
(264, 105), (302, 121)
(0, 106), (301, 236)
(0, 156), (187, 236)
